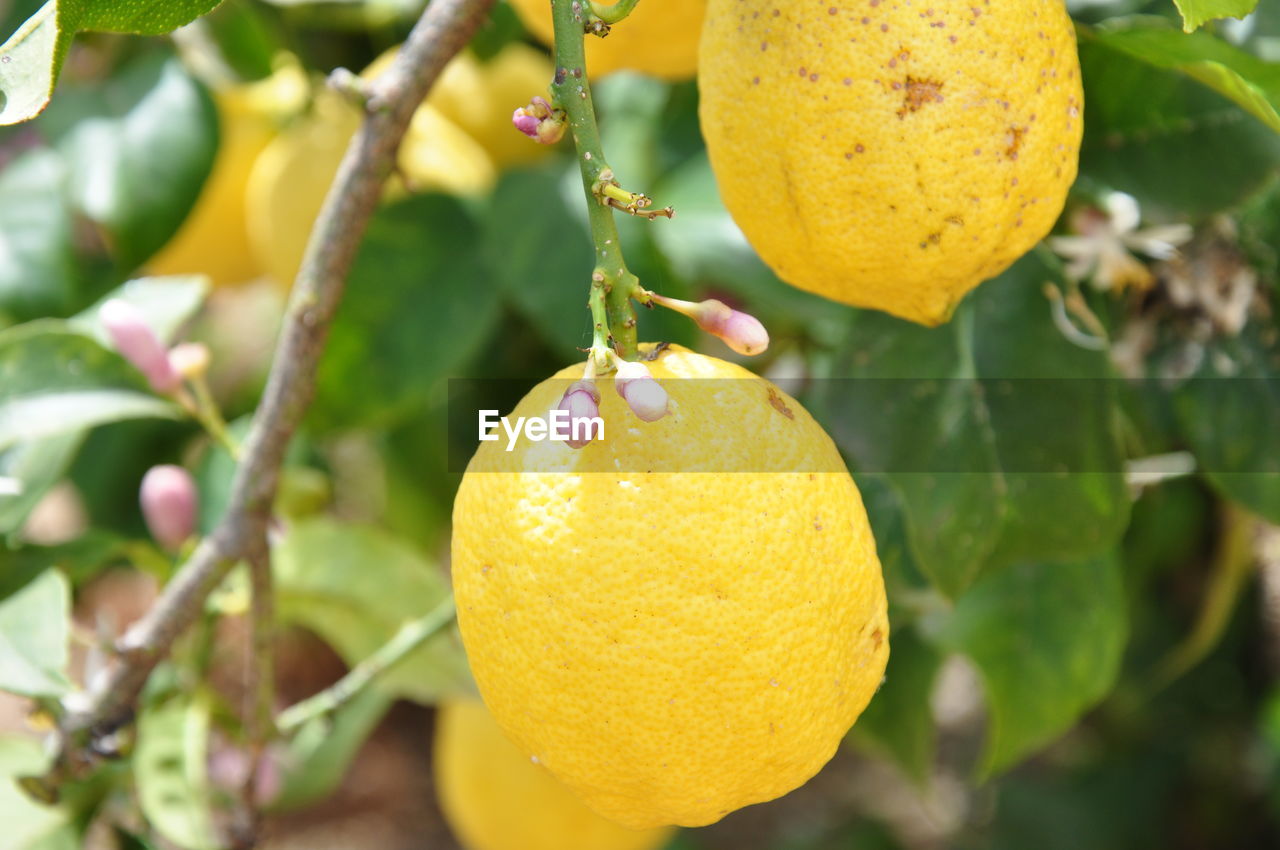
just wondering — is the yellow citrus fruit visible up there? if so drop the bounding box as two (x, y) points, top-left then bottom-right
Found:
(698, 0), (1084, 325)
(148, 63), (307, 286)
(245, 87), (493, 287)
(435, 700), (675, 850)
(452, 345), (889, 828)
(508, 0), (706, 79)
(367, 44), (556, 168)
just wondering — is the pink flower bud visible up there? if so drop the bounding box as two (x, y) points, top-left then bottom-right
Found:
(140, 465), (197, 550)
(99, 299), (180, 393)
(614, 360), (668, 422)
(556, 380), (601, 449)
(512, 108), (540, 139)
(693, 300), (770, 356)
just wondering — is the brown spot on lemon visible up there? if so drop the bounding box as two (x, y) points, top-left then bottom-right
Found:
(897, 76), (944, 118)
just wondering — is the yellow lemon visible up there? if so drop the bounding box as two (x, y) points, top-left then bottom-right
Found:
(452, 345), (889, 828)
(435, 700), (675, 850)
(245, 87), (493, 287)
(148, 63), (307, 286)
(507, 0), (706, 79)
(367, 44), (556, 168)
(698, 0), (1084, 325)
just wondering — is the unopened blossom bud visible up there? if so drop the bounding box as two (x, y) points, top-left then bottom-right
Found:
(614, 360), (668, 422)
(556, 380), (601, 449)
(99, 299), (179, 393)
(512, 96), (566, 145)
(140, 465), (198, 550)
(168, 342), (210, 380)
(691, 299), (770, 356)
(512, 108), (540, 139)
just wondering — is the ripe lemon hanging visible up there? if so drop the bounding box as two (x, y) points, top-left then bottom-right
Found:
(435, 700), (675, 850)
(452, 345), (889, 828)
(507, 0), (706, 79)
(698, 0), (1084, 325)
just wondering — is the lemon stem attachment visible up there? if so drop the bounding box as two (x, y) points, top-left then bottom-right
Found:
(588, 0), (643, 26)
(550, 0), (663, 361)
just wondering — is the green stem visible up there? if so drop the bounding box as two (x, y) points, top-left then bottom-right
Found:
(550, 0), (640, 360)
(275, 596), (456, 732)
(588, 0), (642, 25)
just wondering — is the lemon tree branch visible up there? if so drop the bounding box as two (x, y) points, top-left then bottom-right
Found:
(44, 0), (496, 787)
(551, 0), (643, 360)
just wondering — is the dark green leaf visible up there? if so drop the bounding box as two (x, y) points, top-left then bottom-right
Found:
(818, 253), (1129, 597)
(1083, 19), (1280, 135)
(0, 322), (180, 451)
(1078, 29), (1280, 218)
(0, 568), (70, 697)
(0, 0), (224, 125)
(1174, 1), (1260, 33)
(134, 692), (218, 850)
(849, 626), (942, 782)
(47, 55), (218, 269)
(312, 194), (500, 431)
(1172, 322), (1280, 522)
(927, 555), (1128, 775)
(0, 148), (76, 320)
(484, 167), (595, 358)
(273, 518), (470, 703)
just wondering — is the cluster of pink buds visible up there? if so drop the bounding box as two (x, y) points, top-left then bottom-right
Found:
(99, 299), (211, 393)
(512, 96), (567, 145)
(140, 465), (198, 550)
(646, 293), (769, 356)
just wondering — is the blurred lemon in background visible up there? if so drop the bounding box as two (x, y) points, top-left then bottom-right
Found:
(366, 42), (556, 168)
(435, 700), (675, 850)
(506, 0), (706, 79)
(148, 61), (307, 287)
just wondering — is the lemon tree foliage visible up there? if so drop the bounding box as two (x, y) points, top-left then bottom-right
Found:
(0, 0), (1278, 848)
(1173, 0), (1260, 33)
(0, 0), (222, 124)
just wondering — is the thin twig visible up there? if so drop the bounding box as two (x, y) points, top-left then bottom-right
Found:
(276, 597), (457, 733)
(242, 539), (275, 822)
(50, 0), (496, 782)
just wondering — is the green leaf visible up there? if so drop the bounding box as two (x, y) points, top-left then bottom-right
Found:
(0, 735), (76, 850)
(1077, 25), (1280, 217)
(270, 687), (394, 811)
(848, 626), (942, 782)
(484, 168), (595, 358)
(0, 530), (140, 601)
(1083, 19), (1280, 135)
(71, 276), (211, 346)
(0, 432), (82, 537)
(0, 322), (180, 452)
(44, 54), (217, 269)
(0, 0), (224, 125)
(311, 195), (500, 431)
(1173, 0), (1259, 34)
(134, 692), (218, 850)
(927, 556), (1128, 776)
(0, 568), (71, 698)
(273, 518), (470, 703)
(0, 148), (76, 321)
(817, 253), (1129, 597)
(1172, 323), (1280, 522)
